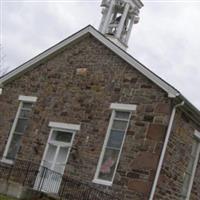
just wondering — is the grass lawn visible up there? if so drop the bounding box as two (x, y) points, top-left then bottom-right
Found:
(0, 195), (17, 200)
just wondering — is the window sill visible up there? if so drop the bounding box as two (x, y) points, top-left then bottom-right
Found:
(92, 179), (112, 186)
(1, 158), (14, 165)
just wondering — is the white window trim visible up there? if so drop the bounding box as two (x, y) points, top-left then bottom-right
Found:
(93, 179), (113, 186)
(194, 130), (200, 141)
(49, 122), (80, 131)
(93, 103), (137, 186)
(38, 121), (79, 175)
(1, 95), (37, 164)
(34, 124), (78, 192)
(182, 130), (200, 200)
(110, 103), (137, 111)
(18, 95), (37, 102)
(1, 157), (14, 165)
(40, 126), (76, 169)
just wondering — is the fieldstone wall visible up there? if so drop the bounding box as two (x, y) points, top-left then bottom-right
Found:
(0, 34), (182, 199)
(155, 110), (200, 200)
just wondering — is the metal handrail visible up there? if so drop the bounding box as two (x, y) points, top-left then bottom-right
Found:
(0, 159), (120, 200)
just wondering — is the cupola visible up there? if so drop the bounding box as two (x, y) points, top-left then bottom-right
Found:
(99, 0), (143, 50)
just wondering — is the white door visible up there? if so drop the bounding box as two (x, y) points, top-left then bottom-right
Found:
(35, 128), (75, 194)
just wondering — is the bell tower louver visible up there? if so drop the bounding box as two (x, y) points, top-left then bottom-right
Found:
(99, 0), (143, 50)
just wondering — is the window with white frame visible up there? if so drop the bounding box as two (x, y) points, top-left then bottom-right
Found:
(41, 122), (80, 174)
(181, 130), (200, 200)
(34, 122), (80, 193)
(93, 103), (137, 185)
(2, 95), (37, 164)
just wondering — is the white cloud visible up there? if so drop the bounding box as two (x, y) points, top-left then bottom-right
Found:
(2, 1), (200, 109)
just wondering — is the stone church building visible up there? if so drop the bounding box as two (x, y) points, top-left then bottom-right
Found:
(0, 0), (200, 200)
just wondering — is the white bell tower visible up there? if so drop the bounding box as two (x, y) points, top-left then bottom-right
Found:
(99, 0), (143, 50)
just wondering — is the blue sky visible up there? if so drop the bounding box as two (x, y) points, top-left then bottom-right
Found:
(1, 0), (200, 109)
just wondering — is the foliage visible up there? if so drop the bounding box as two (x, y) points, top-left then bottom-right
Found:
(0, 195), (17, 200)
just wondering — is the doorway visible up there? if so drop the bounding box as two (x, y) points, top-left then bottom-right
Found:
(34, 126), (76, 193)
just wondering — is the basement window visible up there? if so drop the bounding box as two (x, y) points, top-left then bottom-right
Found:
(93, 103), (136, 186)
(181, 130), (200, 200)
(1, 95), (37, 164)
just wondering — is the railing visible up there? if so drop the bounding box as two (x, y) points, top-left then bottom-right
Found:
(0, 159), (119, 200)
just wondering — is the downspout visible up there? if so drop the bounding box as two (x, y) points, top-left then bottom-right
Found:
(149, 100), (185, 200)
(0, 83), (3, 95)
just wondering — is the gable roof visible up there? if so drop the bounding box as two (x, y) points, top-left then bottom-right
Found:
(0, 25), (178, 97)
(0, 25), (199, 124)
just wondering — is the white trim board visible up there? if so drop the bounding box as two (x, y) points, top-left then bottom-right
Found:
(1, 158), (14, 165)
(194, 130), (200, 141)
(0, 25), (179, 98)
(18, 95), (38, 102)
(110, 103), (137, 111)
(49, 121), (80, 131)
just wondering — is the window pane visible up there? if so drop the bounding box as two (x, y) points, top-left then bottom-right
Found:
(98, 148), (119, 181)
(107, 130), (124, 149)
(56, 147), (69, 163)
(44, 144), (57, 162)
(19, 109), (31, 118)
(187, 158), (195, 174)
(43, 160), (52, 169)
(15, 118), (28, 133)
(191, 142), (198, 157)
(51, 131), (73, 143)
(54, 164), (65, 175)
(181, 141), (200, 199)
(115, 111), (130, 120)
(182, 174), (191, 197)
(22, 102), (33, 109)
(112, 120), (128, 131)
(6, 134), (22, 160)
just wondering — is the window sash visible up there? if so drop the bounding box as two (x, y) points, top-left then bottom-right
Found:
(2, 98), (35, 163)
(181, 140), (200, 200)
(94, 109), (132, 185)
(39, 125), (77, 175)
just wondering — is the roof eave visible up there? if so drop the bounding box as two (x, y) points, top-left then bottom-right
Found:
(174, 94), (200, 126)
(0, 26), (92, 86)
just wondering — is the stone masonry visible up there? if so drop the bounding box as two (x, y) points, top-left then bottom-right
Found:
(0, 34), (199, 200)
(155, 110), (200, 200)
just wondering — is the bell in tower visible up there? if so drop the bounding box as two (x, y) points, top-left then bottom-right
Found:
(99, 0), (143, 50)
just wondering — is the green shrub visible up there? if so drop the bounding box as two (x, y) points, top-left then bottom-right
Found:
(0, 195), (17, 200)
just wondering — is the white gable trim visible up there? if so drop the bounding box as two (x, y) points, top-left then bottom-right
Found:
(0, 27), (90, 85)
(0, 25), (179, 97)
(87, 27), (179, 97)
